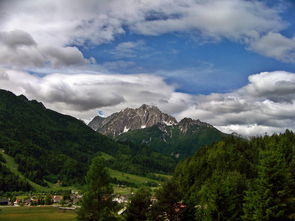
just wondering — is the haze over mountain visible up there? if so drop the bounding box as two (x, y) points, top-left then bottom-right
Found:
(89, 105), (226, 159)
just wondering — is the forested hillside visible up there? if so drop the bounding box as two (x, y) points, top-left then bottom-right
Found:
(0, 89), (176, 190)
(0, 153), (32, 192)
(117, 119), (225, 160)
(151, 131), (295, 220)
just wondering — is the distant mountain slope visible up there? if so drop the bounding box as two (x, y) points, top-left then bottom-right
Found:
(117, 118), (225, 159)
(89, 105), (226, 159)
(0, 90), (176, 188)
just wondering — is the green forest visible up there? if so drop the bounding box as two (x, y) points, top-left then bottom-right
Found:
(0, 89), (176, 192)
(143, 131), (295, 220)
(77, 131), (295, 220)
(116, 120), (225, 160)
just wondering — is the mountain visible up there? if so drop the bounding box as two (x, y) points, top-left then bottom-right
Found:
(0, 89), (176, 190)
(89, 104), (226, 159)
(89, 104), (177, 136)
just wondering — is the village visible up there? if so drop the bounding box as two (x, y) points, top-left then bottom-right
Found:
(0, 191), (131, 208)
(0, 189), (187, 217)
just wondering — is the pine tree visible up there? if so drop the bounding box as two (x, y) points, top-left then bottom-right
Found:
(195, 171), (246, 221)
(125, 187), (152, 221)
(149, 180), (184, 221)
(243, 150), (294, 221)
(77, 156), (116, 221)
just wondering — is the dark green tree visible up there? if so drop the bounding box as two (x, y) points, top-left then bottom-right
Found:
(195, 171), (246, 221)
(149, 180), (183, 221)
(125, 187), (152, 221)
(243, 150), (295, 221)
(77, 156), (117, 221)
(44, 194), (53, 205)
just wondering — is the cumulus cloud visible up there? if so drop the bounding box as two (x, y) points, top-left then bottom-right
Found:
(249, 33), (295, 63)
(1, 68), (295, 136)
(0, 68), (190, 121)
(0, 30), (36, 48)
(1, 0), (294, 62)
(0, 30), (91, 68)
(176, 71), (295, 137)
(243, 71), (295, 101)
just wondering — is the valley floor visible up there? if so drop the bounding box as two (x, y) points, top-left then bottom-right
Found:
(0, 206), (77, 221)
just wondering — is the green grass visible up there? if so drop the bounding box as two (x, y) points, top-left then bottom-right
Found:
(0, 152), (75, 192)
(99, 152), (114, 160)
(152, 173), (172, 180)
(113, 186), (136, 195)
(109, 168), (164, 194)
(108, 169), (160, 186)
(0, 152), (46, 191)
(1, 151), (165, 195)
(0, 207), (77, 221)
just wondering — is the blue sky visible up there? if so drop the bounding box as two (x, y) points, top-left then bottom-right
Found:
(77, 0), (295, 94)
(83, 33), (295, 94)
(0, 0), (295, 136)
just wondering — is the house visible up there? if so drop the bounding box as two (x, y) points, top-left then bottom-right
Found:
(150, 196), (158, 204)
(113, 195), (129, 204)
(52, 195), (63, 203)
(174, 201), (187, 213)
(14, 199), (21, 206)
(117, 207), (127, 215)
(0, 198), (9, 205)
(24, 199), (31, 206)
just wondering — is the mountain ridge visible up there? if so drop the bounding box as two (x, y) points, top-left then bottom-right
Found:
(88, 104), (177, 136)
(89, 104), (226, 159)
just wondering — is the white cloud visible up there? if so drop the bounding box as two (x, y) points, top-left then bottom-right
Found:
(0, 30), (36, 48)
(1, 68), (295, 136)
(0, 30), (91, 68)
(1, 0), (293, 62)
(112, 40), (146, 58)
(176, 71), (295, 137)
(0, 68), (190, 122)
(249, 33), (295, 62)
(243, 71), (295, 99)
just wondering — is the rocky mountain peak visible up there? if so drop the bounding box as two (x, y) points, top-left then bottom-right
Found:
(88, 115), (106, 131)
(178, 117), (213, 133)
(88, 104), (177, 136)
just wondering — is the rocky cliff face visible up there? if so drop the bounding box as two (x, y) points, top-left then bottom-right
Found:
(88, 104), (177, 136)
(88, 104), (226, 159)
(178, 117), (213, 133)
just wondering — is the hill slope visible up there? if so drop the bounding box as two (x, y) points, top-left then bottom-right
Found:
(155, 131), (295, 220)
(0, 89), (176, 189)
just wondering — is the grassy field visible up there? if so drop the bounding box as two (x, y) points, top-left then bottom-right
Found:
(1, 151), (169, 195)
(0, 152), (46, 191)
(0, 152), (75, 192)
(108, 168), (160, 186)
(0, 207), (77, 221)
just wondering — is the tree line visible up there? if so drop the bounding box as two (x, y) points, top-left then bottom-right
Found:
(79, 131), (295, 220)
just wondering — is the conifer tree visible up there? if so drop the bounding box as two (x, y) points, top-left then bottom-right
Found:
(125, 187), (152, 221)
(77, 156), (116, 221)
(243, 150), (294, 221)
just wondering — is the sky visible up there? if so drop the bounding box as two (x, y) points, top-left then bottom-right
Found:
(0, 0), (295, 136)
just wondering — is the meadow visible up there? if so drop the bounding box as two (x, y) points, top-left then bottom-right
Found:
(0, 206), (77, 221)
